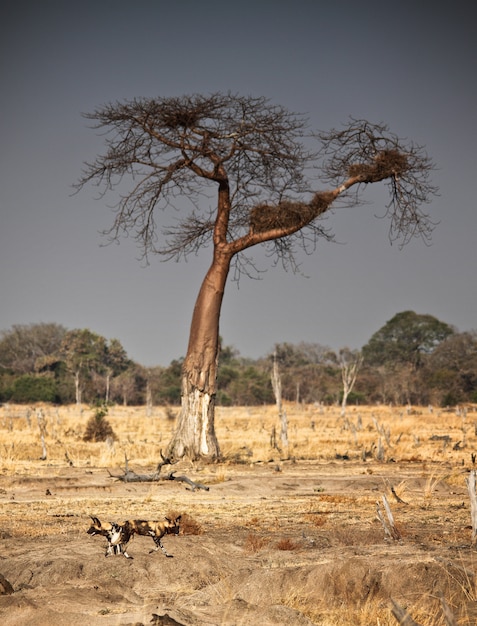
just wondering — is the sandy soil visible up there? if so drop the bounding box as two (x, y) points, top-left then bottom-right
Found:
(1, 457), (477, 625)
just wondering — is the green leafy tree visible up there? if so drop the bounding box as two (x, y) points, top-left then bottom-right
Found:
(103, 338), (130, 403)
(60, 329), (108, 404)
(111, 362), (147, 406)
(9, 375), (57, 403)
(155, 360), (182, 405)
(269, 343), (339, 404)
(362, 311), (454, 371)
(224, 365), (273, 406)
(362, 311), (455, 405)
(77, 93), (437, 459)
(425, 331), (477, 405)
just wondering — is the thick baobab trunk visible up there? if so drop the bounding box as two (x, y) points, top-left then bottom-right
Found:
(166, 253), (230, 460)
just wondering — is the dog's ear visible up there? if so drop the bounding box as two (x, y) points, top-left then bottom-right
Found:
(176, 515), (182, 522)
(90, 516), (101, 526)
(164, 517), (172, 523)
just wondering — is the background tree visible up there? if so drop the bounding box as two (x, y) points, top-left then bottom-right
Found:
(60, 329), (107, 404)
(362, 311), (454, 371)
(362, 311), (455, 405)
(111, 362), (147, 406)
(424, 331), (477, 405)
(8, 375), (58, 404)
(103, 338), (130, 403)
(269, 342), (339, 404)
(76, 93), (437, 460)
(154, 359), (184, 405)
(0, 323), (67, 374)
(339, 348), (363, 416)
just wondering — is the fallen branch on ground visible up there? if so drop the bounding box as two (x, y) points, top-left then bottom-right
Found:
(164, 471), (209, 492)
(107, 451), (209, 491)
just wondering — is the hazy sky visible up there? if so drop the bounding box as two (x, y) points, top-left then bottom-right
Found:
(1, 1), (475, 366)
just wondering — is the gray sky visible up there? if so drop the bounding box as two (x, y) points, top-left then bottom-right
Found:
(1, 1), (475, 366)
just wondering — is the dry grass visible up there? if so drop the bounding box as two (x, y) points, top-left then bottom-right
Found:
(1, 402), (477, 625)
(243, 532), (269, 553)
(276, 537), (298, 551)
(1, 402), (475, 469)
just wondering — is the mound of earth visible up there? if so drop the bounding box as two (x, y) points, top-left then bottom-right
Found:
(1, 460), (477, 624)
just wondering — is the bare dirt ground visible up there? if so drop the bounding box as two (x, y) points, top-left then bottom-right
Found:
(1, 404), (477, 625)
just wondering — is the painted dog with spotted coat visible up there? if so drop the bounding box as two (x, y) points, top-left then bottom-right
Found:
(87, 514), (182, 559)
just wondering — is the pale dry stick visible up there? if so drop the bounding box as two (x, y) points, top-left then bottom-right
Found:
(438, 593), (458, 626)
(465, 469), (477, 544)
(373, 417), (391, 445)
(390, 595), (457, 626)
(376, 494), (401, 541)
(271, 351), (288, 453)
(390, 599), (421, 626)
(382, 493), (401, 540)
(37, 408), (47, 460)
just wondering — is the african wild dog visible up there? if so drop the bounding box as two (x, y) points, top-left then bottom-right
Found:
(87, 514), (182, 558)
(121, 515), (182, 557)
(86, 516), (133, 559)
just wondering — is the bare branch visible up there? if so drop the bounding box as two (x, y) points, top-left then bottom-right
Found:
(390, 599), (422, 626)
(317, 118), (438, 247)
(76, 95), (438, 273)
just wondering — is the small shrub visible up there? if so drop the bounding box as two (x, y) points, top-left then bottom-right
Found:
(243, 532), (268, 553)
(10, 375), (57, 403)
(179, 513), (203, 535)
(304, 513), (327, 528)
(276, 537), (297, 551)
(83, 405), (116, 442)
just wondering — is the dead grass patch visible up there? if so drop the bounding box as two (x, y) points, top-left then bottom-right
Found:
(1, 402), (477, 625)
(276, 537), (298, 551)
(243, 532), (269, 553)
(180, 513), (203, 535)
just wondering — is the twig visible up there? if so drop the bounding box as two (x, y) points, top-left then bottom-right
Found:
(439, 593), (457, 626)
(164, 471), (209, 492)
(466, 470), (477, 544)
(391, 486), (407, 504)
(376, 494), (401, 541)
(65, 451), (74, 467)
(390, 599), (421, 626)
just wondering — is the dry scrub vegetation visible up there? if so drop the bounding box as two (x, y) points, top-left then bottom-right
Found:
(1, 402), (477, 625)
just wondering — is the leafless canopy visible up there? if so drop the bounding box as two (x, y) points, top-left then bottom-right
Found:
(75, 93), (438, 274)
(317, 118), (438, 246)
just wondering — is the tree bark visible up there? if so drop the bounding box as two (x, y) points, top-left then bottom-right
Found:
(74, 370), (81, 405)
(105, 371), (111, 404)
(166, 252), (230, 460)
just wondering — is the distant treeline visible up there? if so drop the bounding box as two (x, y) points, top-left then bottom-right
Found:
(0, 311), (476, 407)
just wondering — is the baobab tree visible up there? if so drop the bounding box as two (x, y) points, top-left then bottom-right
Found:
(76, 93), (437, 460)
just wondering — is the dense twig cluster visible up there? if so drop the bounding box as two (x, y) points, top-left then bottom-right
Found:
(76, 95), (438, 272)
(318, 118), (438, 247)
